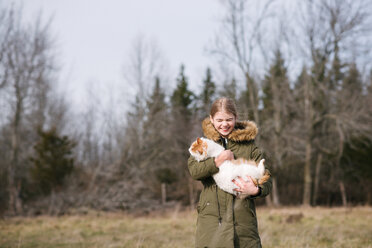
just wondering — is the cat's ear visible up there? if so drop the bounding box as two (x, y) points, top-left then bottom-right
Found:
(197, 137), (202, 144)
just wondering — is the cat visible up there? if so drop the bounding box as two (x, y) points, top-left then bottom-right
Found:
(189, 137), (270, 198)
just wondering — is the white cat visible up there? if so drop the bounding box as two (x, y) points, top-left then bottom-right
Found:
(189, 137), (270, 198)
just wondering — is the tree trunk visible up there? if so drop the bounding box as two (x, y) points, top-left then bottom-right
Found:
(265, 193), (273, 206)
(88, 162), (104, 191)
(245, 74), (260, 126)
(272, 105), (282, 206)
(8, 86), (23, 215)
(8, 182), (22, 215)
(339, 181), (347, 207)
(303, 141), (312, 206)
(366, 184), (372, 205)
(302, 61), (313, 207)
(271, 177), (281, 206)
(161, 183), (166, 205)
(336, 120), (347, 207)
(312, 153), (322, 205)
(48, 189), (56, 215)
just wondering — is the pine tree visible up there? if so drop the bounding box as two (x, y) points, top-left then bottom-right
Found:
(142, 77), (175, 203)
(219, 77), (237, 102)
(260, 50), (292, 206)
(170, 64), (195, 146)
(122, 95), (147, 176)
(143, 76), (169, 157)
(199, 67), (216, 117)
(342, 63), (363, 95)
(237, 74), (258, 120)
(169, 65), (195, 204)
(171, 64), (194, 119)
(298, 51), (330, 206)
(145, 77), (168, 130)
(30, 127), (75, 195)
(261, 49), (292, 134)
(341, 136), (372, 205)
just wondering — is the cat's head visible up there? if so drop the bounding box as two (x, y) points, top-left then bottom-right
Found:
(189, 137), (208, 162)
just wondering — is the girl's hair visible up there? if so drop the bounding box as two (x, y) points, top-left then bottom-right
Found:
(210, 97), (237, 118)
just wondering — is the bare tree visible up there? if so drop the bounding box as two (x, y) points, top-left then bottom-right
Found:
(122, 35), (167, 153)
(0, 9), (10, 89)
(210, 0), (282, 206)
(260, 50), (296, 206)
(124, 35), (167, 99)
(210, 0), (278, 125)
(0, 6), (57, 214)
(76, 81), (126, 191)
(295, 0), (372, 206)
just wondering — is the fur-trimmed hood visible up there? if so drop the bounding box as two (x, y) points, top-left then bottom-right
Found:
(202, 118), (258, 142)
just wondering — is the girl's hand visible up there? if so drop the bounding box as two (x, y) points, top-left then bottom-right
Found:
(232, 176), (260, 196)
(214, 150), (234, 168)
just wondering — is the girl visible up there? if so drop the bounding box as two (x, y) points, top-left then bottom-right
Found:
(188, 97), (272, 248)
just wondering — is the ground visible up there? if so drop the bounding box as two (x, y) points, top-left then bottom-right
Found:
(1, 207), (371, 248)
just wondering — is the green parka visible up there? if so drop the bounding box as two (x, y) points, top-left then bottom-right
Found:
(188, 118), (272, 248)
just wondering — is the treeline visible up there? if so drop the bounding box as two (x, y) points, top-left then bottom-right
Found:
(1, 0), (372, 216)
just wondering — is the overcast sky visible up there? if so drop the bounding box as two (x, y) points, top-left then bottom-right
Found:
(14, 0), (223, 105)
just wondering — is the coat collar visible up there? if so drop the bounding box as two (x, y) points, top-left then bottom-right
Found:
(202, 118), (258, 142)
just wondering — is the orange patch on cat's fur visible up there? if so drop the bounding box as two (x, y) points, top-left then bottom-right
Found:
(190, 137), (207, 155)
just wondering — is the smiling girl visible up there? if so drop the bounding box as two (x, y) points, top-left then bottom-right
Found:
(188, 97), (272, 248)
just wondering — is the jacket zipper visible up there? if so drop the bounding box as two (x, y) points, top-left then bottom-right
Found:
(216, 137), (228, 226)
(215, 186), (222, 226)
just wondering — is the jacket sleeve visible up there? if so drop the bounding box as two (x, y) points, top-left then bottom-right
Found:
(248, 143), (272, 199)
(188, 155), (219, 180)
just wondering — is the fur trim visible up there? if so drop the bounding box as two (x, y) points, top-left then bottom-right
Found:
(202, 118), (258, 142)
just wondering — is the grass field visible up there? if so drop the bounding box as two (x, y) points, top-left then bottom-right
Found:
(1, 207), (371, 248)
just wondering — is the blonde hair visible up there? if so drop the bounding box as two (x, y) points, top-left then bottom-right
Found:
(210, 97), (237, 118)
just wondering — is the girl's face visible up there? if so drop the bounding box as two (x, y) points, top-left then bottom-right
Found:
(210, 111), (236, 137)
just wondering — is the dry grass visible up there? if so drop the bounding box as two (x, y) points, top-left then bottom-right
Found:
(258, 207), (372, 248)
(1, 207), (371, 248)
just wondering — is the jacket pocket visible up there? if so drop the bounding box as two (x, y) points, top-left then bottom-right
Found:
(197, 188), (218, 217)
(197, 200), (207, 214)
(197, 191), (208, 214)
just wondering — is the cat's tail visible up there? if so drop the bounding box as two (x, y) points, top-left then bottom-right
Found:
(257, 159), (265, 176)
(258, 170), (271, 185)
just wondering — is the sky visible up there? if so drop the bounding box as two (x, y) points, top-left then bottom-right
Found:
(13, 0), (223, 106)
